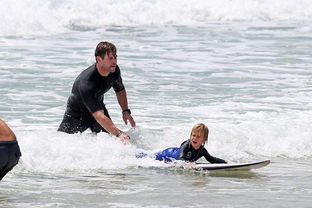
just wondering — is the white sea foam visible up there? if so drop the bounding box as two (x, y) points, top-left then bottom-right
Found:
(1, 0), (312, 36)
(16, 129), (162, 173)
(13, 106), (312, 173)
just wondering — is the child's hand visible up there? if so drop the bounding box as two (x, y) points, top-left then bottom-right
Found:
(184, 162), (196, 169)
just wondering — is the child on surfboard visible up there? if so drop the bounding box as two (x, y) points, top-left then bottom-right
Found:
(137, 123), (227, 164)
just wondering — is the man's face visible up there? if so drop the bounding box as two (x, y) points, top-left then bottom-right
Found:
(99, 52), (117, 73)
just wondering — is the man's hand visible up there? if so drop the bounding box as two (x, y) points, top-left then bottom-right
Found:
(122, 113), (136, 127)
(117, 131), (131, 145)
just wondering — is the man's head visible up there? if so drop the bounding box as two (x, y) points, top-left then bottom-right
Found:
(95, 41), (117, 62)
(95, 41), (117, 74)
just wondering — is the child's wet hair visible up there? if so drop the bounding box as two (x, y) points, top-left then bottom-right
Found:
(190, 123), (209, 141)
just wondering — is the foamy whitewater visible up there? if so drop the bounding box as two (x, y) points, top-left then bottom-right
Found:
(1, 0), (312, 207)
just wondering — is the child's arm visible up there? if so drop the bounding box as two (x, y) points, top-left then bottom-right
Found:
(202, 148), (227, 163)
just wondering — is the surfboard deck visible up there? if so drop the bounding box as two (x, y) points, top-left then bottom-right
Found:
(193, 160), (270, 171)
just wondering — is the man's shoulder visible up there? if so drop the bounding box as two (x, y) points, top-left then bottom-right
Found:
(76, 64), (97, 81)
(82, 63), (97, 76)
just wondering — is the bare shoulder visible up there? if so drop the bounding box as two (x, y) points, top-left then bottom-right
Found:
(0, 119), (16, 141)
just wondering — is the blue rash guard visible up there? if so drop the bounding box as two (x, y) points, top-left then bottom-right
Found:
(58, 64), (125, 134)
(155, 139), (227, 163)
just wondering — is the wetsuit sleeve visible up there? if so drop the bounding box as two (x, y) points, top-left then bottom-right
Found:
(77, 80), (102, 113)
(201, 148), (227, 163)
(112, 65), (125, 92)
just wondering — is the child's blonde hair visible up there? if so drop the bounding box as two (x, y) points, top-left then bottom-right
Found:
(190, 123), (209, 142)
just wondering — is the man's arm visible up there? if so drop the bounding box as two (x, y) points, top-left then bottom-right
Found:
(0, 119), (16, 141)
(115, 89), (136, 127)
(92, 110), (130, 144)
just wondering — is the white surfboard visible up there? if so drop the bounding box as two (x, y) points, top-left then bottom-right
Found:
(193, 160), (270, 171)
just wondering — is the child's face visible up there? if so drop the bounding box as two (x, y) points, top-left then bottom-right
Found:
(190, 130), (206, 150)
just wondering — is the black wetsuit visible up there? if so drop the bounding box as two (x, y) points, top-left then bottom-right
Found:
(179, 139), (226, 163)
(58, 64), (125, 134)
(0, 140), (21, 181)
(155, 139), (226, 163)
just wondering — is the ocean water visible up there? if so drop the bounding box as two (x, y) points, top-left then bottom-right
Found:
(1, 0), (312, 207)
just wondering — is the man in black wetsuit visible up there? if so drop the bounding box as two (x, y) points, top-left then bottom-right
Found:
(58, 41), (135, 144)
(0, 119), (21, 181)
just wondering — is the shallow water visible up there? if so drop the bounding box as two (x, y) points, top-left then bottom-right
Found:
(1, 158), (311, 208)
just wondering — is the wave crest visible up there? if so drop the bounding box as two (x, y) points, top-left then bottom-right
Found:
(1, 0), (312, 36)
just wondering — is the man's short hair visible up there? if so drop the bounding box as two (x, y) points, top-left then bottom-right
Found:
(95, 41), (117, 60)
